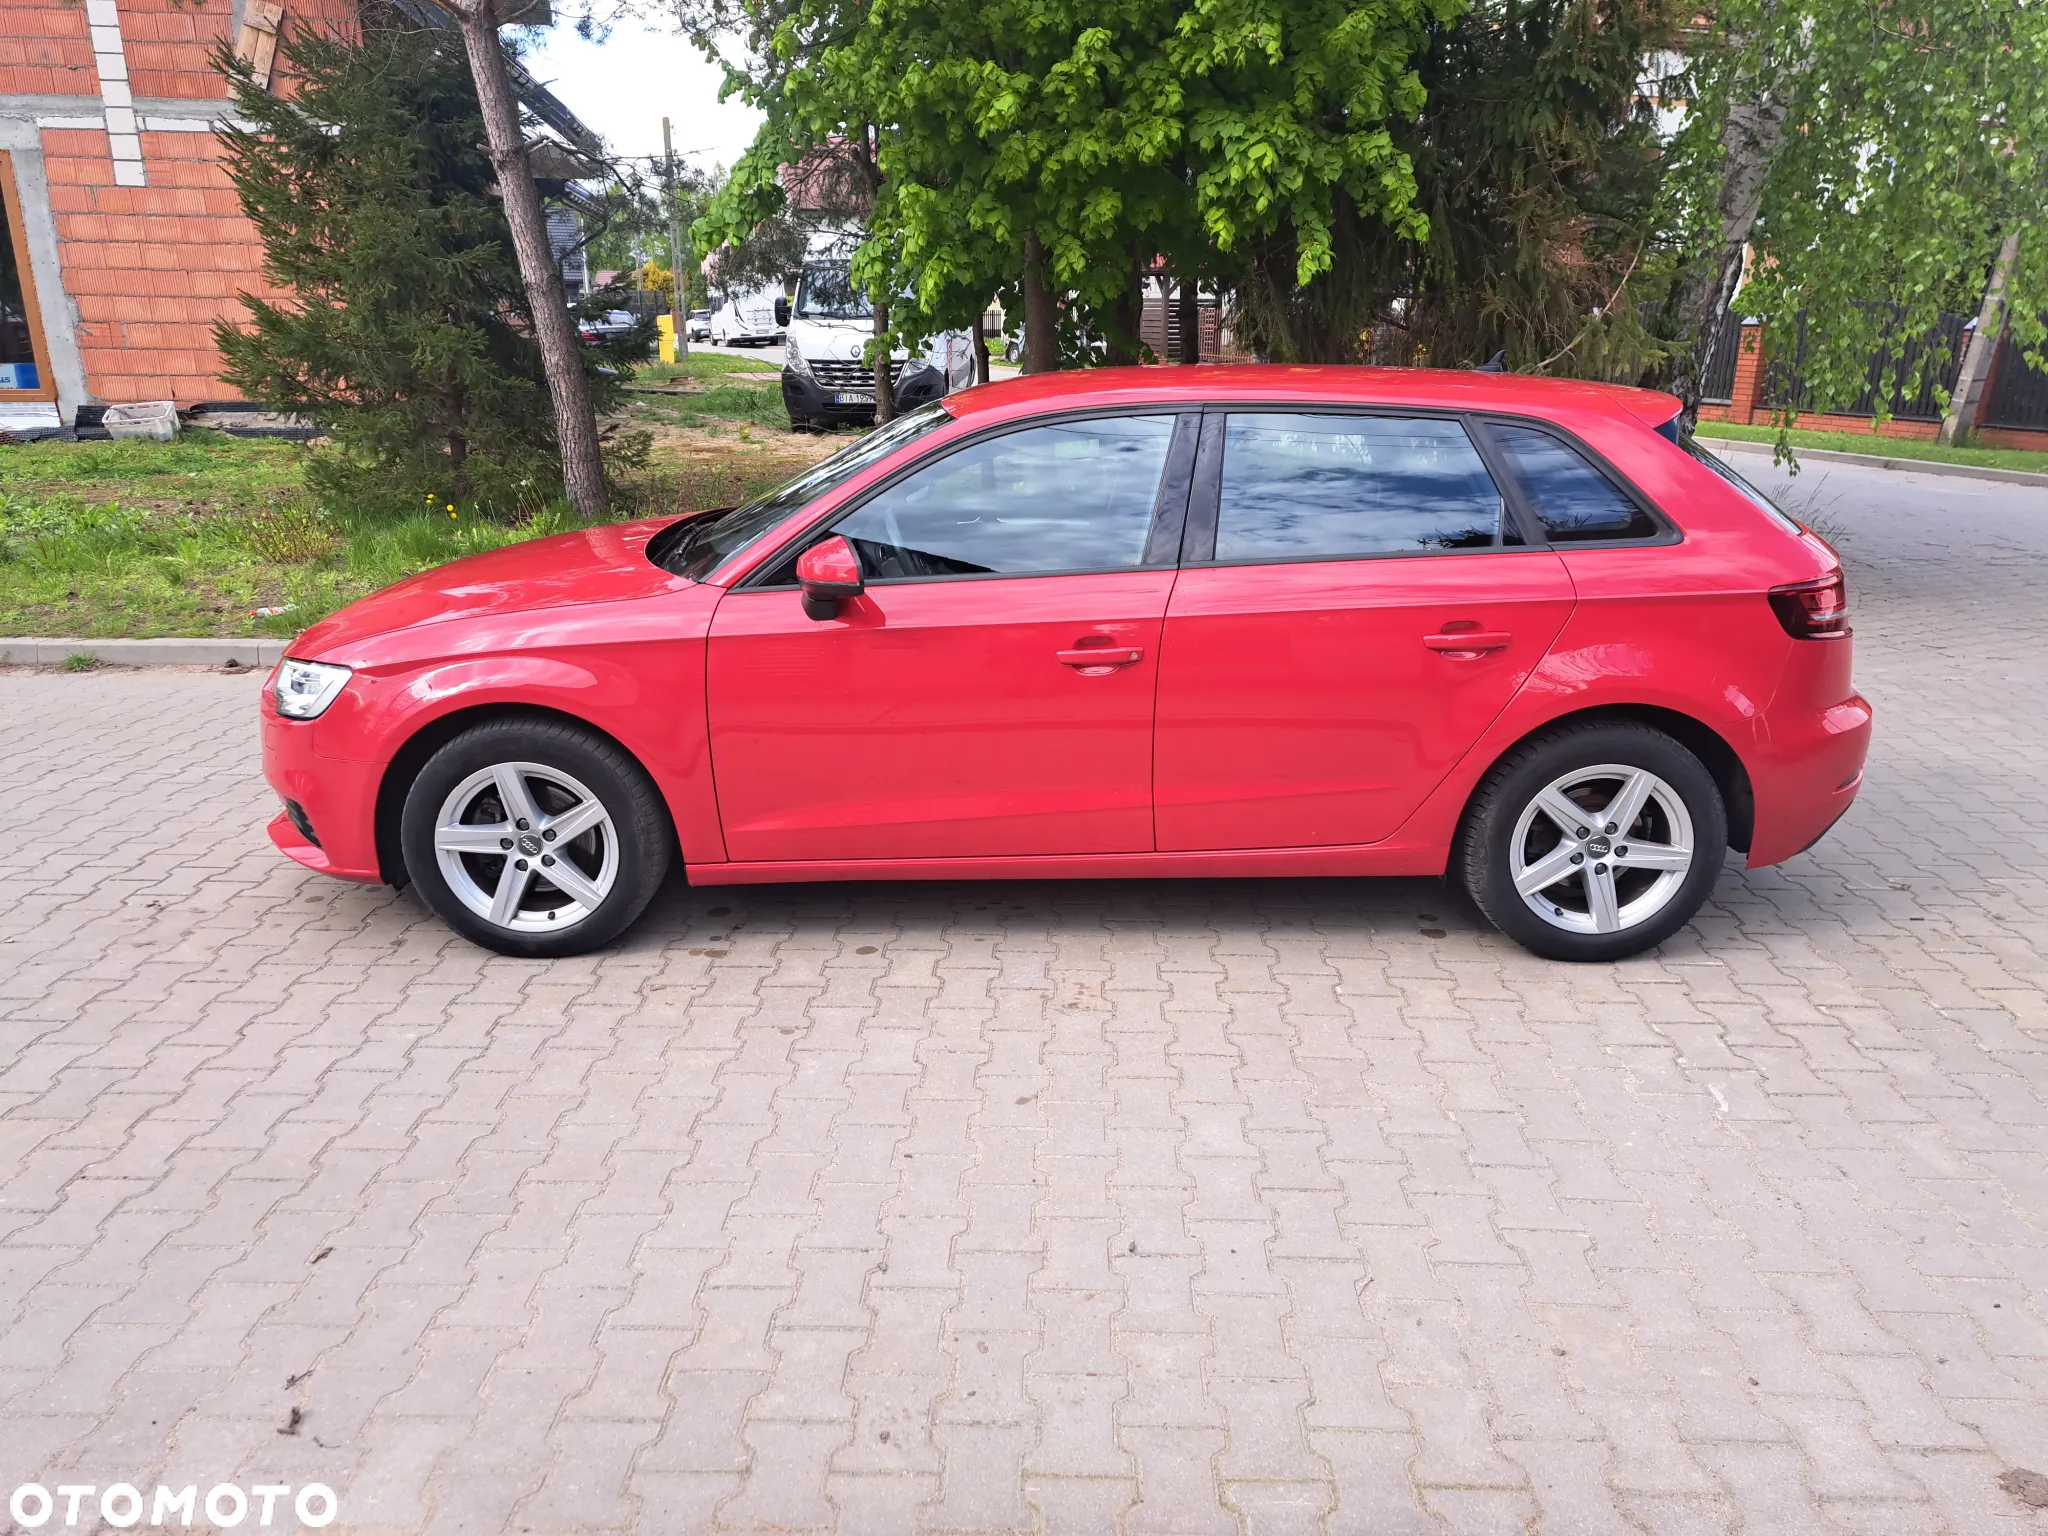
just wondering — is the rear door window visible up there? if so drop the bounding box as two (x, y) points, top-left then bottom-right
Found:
(1212, 413), (1511, 561)
(1485, 423), (1661, 542)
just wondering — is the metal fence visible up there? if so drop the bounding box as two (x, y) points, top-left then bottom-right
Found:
(1698, 311), (1746, 405)
(1984, 337), (2048, 431)
(1763, 307), (1971, 423)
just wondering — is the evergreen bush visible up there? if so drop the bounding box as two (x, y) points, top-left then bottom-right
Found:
(213, 7), (641, 517)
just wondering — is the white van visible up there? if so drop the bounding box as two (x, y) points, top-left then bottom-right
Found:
(774, 240), (974, 429)
(708, 283), (784, 347)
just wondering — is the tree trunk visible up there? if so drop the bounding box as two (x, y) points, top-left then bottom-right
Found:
(971, 310), (990, 386)
(452, 0), (607, 518)
(1668, 40), (1795, 433)
(1937, 230), (2019, 446)
(872, 291), (895, 424)
(1106, 255), (1143, 365)
(1022, 230), (1058, 373)
(1176, 277), (1199, 364)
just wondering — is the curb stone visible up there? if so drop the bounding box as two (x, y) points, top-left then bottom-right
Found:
(0, 638), (287, 667)
(1702, 433), (2048, 489)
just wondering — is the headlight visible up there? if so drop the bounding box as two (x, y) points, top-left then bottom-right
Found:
(273, 658), (352, 720)
(785, 337), (812, 378)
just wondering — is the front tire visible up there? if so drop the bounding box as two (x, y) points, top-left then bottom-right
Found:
(1458, 721), (1726, 962)
(400, 716), (671, 958)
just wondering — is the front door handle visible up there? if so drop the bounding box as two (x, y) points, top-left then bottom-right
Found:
(1424, 630), (1512, 655)
(1057, 646), (1144, 668)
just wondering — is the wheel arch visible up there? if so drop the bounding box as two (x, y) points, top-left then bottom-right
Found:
(1465, 703), (1755, 854)
(373, 702), (677, 887)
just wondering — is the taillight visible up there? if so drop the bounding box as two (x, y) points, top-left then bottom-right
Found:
(1768, 572), (1849, 639)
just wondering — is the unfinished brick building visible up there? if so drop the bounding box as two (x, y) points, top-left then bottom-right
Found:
(0, 0), (593, 435)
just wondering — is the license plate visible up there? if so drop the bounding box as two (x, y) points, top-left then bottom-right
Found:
(834, 391), (875, 405)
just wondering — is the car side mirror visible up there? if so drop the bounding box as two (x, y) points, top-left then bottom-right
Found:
(774, 296), (791, 327)
(797, 534), (863, 621)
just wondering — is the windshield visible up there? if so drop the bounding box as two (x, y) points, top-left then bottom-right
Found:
(794, 266), (870, 321)
(1682, 435), (1803, 533)
(648, 404), (952, 580)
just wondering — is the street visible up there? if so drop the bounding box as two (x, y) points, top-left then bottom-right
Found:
(2, 455), (2045, 1533)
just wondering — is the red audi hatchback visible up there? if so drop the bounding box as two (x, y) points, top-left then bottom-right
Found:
(261, 366), (1869, 962)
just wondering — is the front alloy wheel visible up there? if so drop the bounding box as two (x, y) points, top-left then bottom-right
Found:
(1459, 722), (1726, 961)
(401, 717), (671, 957)
(432, 762), (619, 932)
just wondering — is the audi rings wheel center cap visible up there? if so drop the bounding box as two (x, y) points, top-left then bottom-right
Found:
(1586, 836), (1612, 857)
(517, 833), (544, 856)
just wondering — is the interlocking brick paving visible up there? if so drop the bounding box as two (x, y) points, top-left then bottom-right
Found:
(2, 457), (2045, 1533)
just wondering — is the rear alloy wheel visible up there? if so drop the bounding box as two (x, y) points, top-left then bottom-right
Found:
(1459, 722), (1726, 961)
(400, 718), (670, 957)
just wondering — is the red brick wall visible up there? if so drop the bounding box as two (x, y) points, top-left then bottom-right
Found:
(42, 127), (282, 404)
(1694, 324), (1763, 426)
(32, 0), (358, 405)
(0, 5), (96, 97)
(124, 0), (239, 102)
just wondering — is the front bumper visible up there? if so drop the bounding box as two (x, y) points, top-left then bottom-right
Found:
(261, 704), (386, 883)
(782, 364), (945, 423)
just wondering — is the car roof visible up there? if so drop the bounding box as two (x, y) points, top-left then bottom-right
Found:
(941, 364), (1682, 429)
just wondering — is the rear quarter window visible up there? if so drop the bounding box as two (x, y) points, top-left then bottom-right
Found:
(1682, 437), (1804, 533)
(1485, 422), (1662, 543)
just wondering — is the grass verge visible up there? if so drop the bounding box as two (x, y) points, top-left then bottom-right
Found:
(634, 349), (781, 386)
(0, 426), (827, 640)
(1694, 420), (2048, 474)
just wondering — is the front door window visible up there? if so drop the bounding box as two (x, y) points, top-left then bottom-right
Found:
(829, 414), (1177, 578)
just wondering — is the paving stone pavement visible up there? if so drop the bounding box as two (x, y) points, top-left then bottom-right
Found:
(2, 458), (2046, 1535)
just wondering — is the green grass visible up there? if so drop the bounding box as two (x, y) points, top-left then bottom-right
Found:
(0, 429), (821, 640)
(626, 379), (793, 435)
(635, 350), (781, 385)
(1694, 420), (2048, 474)
(0, 432), (306, 509)
(626, 351), (867, 441)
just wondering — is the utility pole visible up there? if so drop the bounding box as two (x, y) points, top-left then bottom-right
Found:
(663, 116), (689, 362)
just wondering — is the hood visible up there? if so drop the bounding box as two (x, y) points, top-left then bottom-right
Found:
(291, 516), (691, 664)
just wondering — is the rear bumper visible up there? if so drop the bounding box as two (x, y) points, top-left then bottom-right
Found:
(261, 707), (386, 882)
(1748, 690), (1872, 867)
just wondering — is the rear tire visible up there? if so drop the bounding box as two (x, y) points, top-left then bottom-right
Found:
(1457, 721), (1726, 962)
(400, 715), (671, 958)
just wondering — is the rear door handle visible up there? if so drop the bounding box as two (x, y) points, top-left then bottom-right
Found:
(1424, 631), (1512, 654)
(1057, 646), (1144, 668)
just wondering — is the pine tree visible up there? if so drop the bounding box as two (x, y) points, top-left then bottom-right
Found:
(213, 6), (629, 514)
